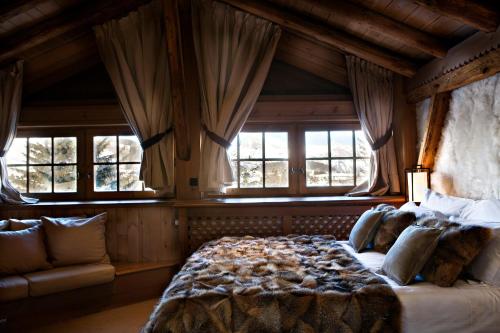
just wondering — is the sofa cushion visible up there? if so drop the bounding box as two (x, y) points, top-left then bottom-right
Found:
(8, 219), (41, 231)
(0, 276), (29, 302)
(0, 226), (51, 275)
(24, 264), (115, 297)
(42, 213), (109, 266)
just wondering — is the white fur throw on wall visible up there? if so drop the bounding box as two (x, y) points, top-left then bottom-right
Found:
(432, 73), (500, 199)
(416, 98), (430, 152)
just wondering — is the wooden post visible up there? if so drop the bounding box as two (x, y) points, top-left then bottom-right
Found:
(418, 91), (451, 169)
(164, 0), (191, 161)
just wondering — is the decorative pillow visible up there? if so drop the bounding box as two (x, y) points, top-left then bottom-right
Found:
(399, 201), (448, 220)
(418, 218), (492, 287)
(420, 189), (473, 216)
(374, 204), (396, 212)
(459, 199), (500, 222)
(0, 226), (51, 275)
(349, 209), (385, 252)
(8, 219), (41, 231)
(373, 210), (416, 253)
(0, 220), (9, 231)
(381, 225), (442, 285)
(42, 213), (109, 266)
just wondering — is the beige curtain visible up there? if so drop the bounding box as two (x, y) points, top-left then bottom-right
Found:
(346, 56), (400, 196)
(192, 0), (281, 193)
(0, 61), (38, 204)
(94, 0), (174, 191)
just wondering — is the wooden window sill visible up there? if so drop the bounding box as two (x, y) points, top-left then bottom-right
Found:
(0, 199), (175, 209)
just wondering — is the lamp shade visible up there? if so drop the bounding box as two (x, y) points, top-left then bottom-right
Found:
(405, 166), (430, 202)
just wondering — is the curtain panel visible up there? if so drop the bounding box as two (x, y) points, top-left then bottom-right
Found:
(0, 61), (38, 204)
(192, 0), (281, 193)
(346, 56), (400, 196)
(94, 0), (174, 192)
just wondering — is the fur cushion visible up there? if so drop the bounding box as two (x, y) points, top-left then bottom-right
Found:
(0, 220), (9, 231)
(418, 218), (492, 287)
(374, 210), (416, 253)
(8, 219), (41, 231)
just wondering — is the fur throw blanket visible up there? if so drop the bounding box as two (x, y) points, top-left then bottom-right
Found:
(144, 235), (401, 333)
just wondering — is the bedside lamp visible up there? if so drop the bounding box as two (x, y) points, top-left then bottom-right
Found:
(405, 165), (430, 203)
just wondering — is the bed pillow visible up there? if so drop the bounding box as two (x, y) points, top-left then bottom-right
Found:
(459, 199), (500, 223)
(0, 226), (51, 275)
(349, 209), (385, 252)
(0, 220), (9, 231)
(42, 213), (109, 266)
(8, 219), (41, 231)
(420, 189), (473, 216)
(381, 225), (442, 285)
(399, 201), (448, 220)
(373, 210), (416, 253)
(418, 218), (492, 287)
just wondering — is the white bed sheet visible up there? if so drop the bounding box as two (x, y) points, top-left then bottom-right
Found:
(340, 242), (500, 333)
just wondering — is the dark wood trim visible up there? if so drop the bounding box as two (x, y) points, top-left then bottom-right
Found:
(0, 0), (47, 23)
(414, 0), (499, 32)
(217, 0), (417, 77)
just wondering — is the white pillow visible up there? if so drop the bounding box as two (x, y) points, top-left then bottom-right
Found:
(459, 199), (500, 222)
(450, 216), (500, 287)
(399, 201), (448, 220)
(420, 189), (474, 216)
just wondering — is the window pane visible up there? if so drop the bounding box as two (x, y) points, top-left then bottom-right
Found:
(7, 166), (27, 193)
(305, 131), (328, 158)
(119, 164), (142, 191)
(94, 165), (117, 191)
(239, 161), (263, 188)
(94, 136), (117, 163)
(228, 139), (238, 161)
(239, 132), (262, 159)
(331, 160), (354, 186)
(355, 130), (371, 158)
(54, 137), (77, 164)
(29, 138), (51, 164)
(29, 166), (52, 193)
(6, 138), (27, 164)
(119, 136), (142, 163)
(265, 132), (288, 159)
(330, 131), (353, 157)
(356, 158), (370, 186)
(54, 165), (77, 192)
(265, 161), (288, 188)
(306, 160), (329, 186)
(228, 160), (238, 188)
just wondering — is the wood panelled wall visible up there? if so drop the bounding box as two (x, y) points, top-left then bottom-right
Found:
(0, 203), (181, 264)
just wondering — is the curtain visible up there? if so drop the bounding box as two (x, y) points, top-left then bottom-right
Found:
(346, 56), (400, 196)
(94, 0), (174, 191)
(0, 61), (38, 204)
(192, 0), (281, 193)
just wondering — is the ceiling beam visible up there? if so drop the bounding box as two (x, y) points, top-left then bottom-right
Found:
(0, 0), (46, 23)
(297, 0), (446, 58)
(414, 0), (499, 32)
(218, 0), (417, 77)
(0, 0), (151, 65)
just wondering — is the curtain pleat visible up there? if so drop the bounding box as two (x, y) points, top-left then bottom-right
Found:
(0, 60), (38, 204)
(346, 56), (400, 196)
(192, 0), (281, 193)
(94, 0), (174, 191)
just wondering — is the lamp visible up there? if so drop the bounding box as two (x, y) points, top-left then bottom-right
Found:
(405, 165), (430, 203)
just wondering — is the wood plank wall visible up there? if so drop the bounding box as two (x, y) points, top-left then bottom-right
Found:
(0, 204), (181, 264)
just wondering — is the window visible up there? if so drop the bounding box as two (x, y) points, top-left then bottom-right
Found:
(5, 127), (157, 200)
(229, 131), (289, 189)
(6, 136), (78, 194)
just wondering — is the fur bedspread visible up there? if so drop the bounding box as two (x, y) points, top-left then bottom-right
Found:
(144, 235), (401, 333)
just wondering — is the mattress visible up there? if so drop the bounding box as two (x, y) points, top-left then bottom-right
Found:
(341, 242), (500, 333)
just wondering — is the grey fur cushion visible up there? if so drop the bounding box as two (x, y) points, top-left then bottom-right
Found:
(374, 210), (416, 253)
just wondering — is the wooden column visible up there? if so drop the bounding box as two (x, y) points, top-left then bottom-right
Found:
(417, 91), (451, 169)
(164, 0), (190, 161)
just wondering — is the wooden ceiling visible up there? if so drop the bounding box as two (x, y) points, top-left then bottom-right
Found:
(0, 0), (498, 94)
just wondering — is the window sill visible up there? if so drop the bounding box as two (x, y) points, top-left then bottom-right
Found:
(1, 199), (175, 208)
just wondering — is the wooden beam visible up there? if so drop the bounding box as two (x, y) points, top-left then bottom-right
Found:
(296, 0), (446, 58)
(0, 0), (46, 23)
(407, 48), (500, 103)
(417, 91), (451, 169)
(0, 0), (151, 65)
(414, 0), (499, 32)
(218, 0), (417, 77)
(163, 0), (190, 161)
